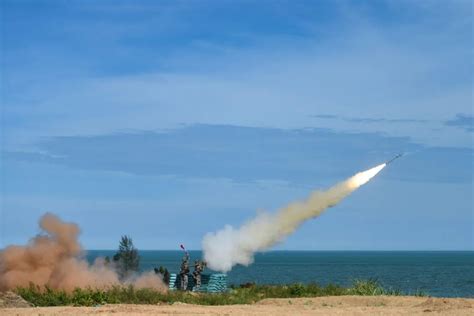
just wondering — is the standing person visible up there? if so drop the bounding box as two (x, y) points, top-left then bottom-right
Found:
(179, 245), (190, 291)
(193, 260), (206, 288)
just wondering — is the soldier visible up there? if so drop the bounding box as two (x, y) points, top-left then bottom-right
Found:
(192, 260), (206, 288)
(179, 251), (190, 290)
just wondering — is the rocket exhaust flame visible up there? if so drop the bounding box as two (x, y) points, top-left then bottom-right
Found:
(202, 163), (386, 272)
(349, 163), (386, 187)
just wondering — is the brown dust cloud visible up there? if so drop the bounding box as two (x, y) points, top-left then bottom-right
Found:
(0, 213), (166, 292)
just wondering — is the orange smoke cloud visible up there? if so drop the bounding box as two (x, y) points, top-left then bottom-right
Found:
(0, 213), (166, 292)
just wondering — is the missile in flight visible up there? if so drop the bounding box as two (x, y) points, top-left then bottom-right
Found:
(386, 153), (403, 165)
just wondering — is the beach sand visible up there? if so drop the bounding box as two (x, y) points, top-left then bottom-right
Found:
(1, 295), (473, 315)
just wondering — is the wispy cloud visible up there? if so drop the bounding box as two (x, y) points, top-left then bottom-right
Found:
(312, 114), (428, 124)
(445, 114), (474, 132)
(4, 124), (472, 184)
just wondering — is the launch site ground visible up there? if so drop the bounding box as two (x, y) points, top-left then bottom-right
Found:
(2, 295), (473, 315)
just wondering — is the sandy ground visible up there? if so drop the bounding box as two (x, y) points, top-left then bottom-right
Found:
(1, 296), (473, 316)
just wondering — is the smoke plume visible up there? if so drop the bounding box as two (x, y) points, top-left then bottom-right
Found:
(202, 164), (386, 272)
(0, 213), (166, 292)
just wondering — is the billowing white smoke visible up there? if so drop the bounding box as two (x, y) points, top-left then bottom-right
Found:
(202, 164), (386, 272)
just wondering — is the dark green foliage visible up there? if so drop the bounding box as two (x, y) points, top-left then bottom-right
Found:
(113, 235), (140, 279)
(412, 289), (427, 297)
(349, 279), (386, 296)
(15, 280), (421, 307)
(288, 283), (305, 296)
(16, 284), (70, 307)
(238, 282), (256, 288)
(154, 266), (170, 285)
(348, 279), (403, 296)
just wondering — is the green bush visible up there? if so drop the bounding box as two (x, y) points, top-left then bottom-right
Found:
(349, 279), (385, 295)
(15, 279), (416, 307)
(348, 279), (404, 296)
(288, 283), (305, 296)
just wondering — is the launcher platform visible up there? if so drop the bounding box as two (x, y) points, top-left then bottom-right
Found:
(168, 273), (228, 293)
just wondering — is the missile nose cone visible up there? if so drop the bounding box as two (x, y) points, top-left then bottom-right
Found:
(386, 153), (403, 165)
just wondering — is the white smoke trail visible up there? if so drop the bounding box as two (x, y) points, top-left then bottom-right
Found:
(202, 163), (386, 272)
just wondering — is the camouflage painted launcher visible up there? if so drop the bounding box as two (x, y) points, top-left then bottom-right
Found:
(168, 273), (228, 293)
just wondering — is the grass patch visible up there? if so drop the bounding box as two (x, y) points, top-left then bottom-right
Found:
(348, 279), (402, 296)
(15, 279), (420, 307)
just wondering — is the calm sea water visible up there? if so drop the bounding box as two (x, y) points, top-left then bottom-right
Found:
(86, 251), (474, 298)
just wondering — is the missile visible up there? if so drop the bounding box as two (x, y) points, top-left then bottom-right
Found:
(386, 153), (403, 165)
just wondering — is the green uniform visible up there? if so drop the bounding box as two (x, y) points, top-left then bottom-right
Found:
(193, 260), (206, 288)
(179, 252), (190, 290)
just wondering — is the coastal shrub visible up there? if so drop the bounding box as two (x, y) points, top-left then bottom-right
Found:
(15, 280), (412, 307)
(348, 279), (403, 296)
(349, 279), (385, 295)
(323, 283), (346, 296)
(288, 283), (305, 296)
(16, 284), (70, 307)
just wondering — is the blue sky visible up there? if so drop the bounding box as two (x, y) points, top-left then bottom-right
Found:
(1, 0), (472, 250)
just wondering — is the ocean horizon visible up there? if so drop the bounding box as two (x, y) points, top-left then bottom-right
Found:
(86, 250), (474, 298)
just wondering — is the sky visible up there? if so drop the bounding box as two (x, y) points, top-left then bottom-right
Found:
(1, 0), (472, 250)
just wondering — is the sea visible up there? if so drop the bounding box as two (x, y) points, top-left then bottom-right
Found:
(86, 250), (474, 298)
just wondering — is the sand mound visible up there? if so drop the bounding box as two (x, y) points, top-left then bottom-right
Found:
(416, 297), (473, 312)
(0, 292), (33, 308)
